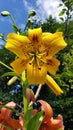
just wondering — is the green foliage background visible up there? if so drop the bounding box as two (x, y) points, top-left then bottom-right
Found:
(40, 15), (73, 130)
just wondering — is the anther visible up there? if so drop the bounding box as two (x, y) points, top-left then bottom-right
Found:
(33, 101), (41, 110)
(38, 67), (41, 70)
(29, 63), (32, 65)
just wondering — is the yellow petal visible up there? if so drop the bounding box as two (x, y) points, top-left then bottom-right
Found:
(27, 63), (47, 85)
(42, 32), (52, 37)
(42, 32), (67, 58)
(5, 33), (30, 59)
(28, 28), (42, 43)
(7, 33), (30, 43)
(47, 57), (60, 75)
(11, 58), (28, 74)
(46, 75), (63, 95)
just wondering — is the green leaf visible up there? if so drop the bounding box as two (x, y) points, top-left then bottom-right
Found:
(0, 105), (23, 118)
(24, 106), (33, 123)
(69, 79), (73, 83)
(12, 25), (21, 33)
(21, 31), (27, 36)
(59, 17), (64, 21)
(58, 4), (63, 7)
(0, 72), (16, 78)
(59, 9), (66, 16)
(27, 111), (44, 130)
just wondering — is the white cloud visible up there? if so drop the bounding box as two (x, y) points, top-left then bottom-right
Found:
(23, 0), (33, 11)
(36, 0), (64, 21)
(22, 0), (66, 22)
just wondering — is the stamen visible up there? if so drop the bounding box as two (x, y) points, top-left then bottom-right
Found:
(36, 58), (41, 70)
(37, 55), (46, 64)
(29, 57), (34, 65)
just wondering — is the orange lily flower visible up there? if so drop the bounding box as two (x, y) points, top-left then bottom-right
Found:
(33, 100), (64, 130)
(0, 101), (22, 130)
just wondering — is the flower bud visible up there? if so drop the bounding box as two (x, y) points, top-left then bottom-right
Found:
(7, 76), (18, 86)
(0, 34), (3, 39)
(28, 18), (33, 24)
(0, 34), (3, 37)
(28, 10), (36, 17)
(1, 11), (10, 16)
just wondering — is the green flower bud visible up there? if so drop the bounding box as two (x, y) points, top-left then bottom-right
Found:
(0, 33), (4, 40)
(1, 11), (10, 16)
(0, 34), (3, 38)
(7, 76), (18, 86)
(29, 10), (36, 17)
(28, 18), (33, 24)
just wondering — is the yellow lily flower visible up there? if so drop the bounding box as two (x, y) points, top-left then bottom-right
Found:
(5, 28), (67, 95)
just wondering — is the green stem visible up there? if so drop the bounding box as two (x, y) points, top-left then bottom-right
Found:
(9, 14), (16, 25)
(0, 61), (13, 71)
(24, 22), (28, 31)
(23, 81), (28, 113)
(22, 73), (29, 130)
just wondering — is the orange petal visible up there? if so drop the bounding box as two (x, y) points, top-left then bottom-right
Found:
(26, 88), (35, 104)
(47, 114), (64, 130)
(1, 101), (16, 118)
(38, 100), (53, 122)
(8, 118), (22, 129)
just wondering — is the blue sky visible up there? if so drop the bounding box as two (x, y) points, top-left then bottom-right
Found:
(0, 0), (64, 46)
